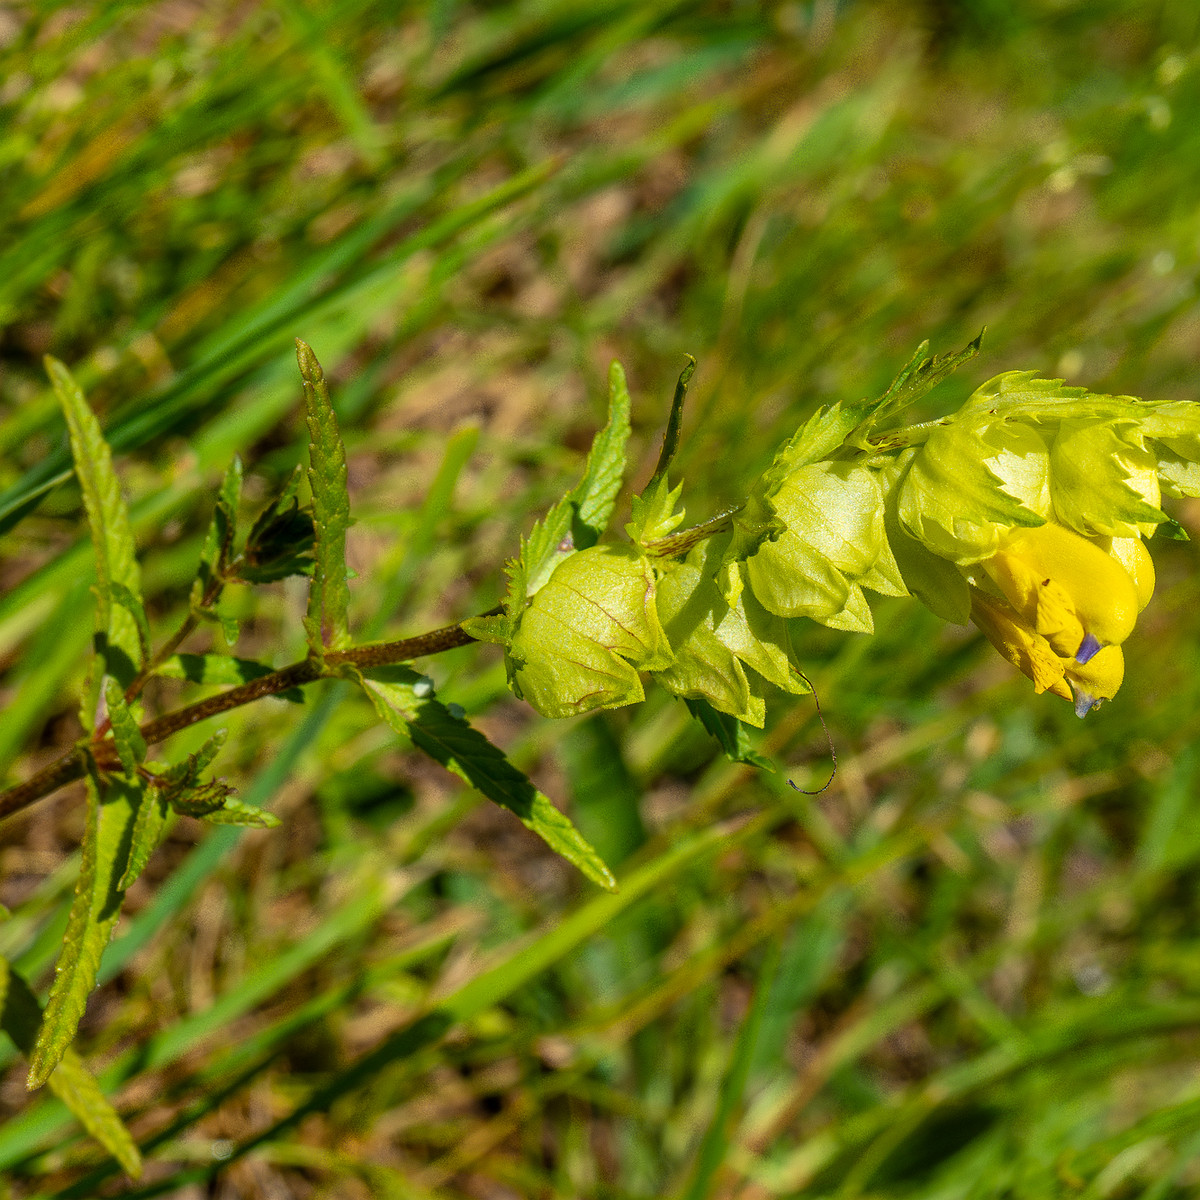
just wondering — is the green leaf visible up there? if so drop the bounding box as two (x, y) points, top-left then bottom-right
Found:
(235, 465), (316, 584)
(626, 473), (686, 547)
(296, 339), (352, 652)
(192, 606), (241, 646)
(108, 581), (151, 672)
(104, 679), (146, 778)
(28, 770), (139, 1088)
(845, 332), (983, 451)
(960, 370), (1147, 424)
(117, 791), (169, 891)
(45, 356), (146, 722)
(156, 653), (304, 701)
(190, 796), (281, 828)
(774, 334), (982, 471)
(521, 358), (634, 599)
(627, 357), (695, 547)
(650, 355), (697, 485)
(1158, 516), (1190, 542)
(359, 668), (617, 891)
(163, 729), (227, 784)
(0, 959), (141, 1177)
(192, 457), (243, 603)
(684, 698), (775, 771)
(149, 729), (276, 826)
(164, 777), (236, 816)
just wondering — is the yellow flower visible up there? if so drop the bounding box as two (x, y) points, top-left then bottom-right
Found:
(970, 523), (1147, 716)
(983, 523), (1139, 662)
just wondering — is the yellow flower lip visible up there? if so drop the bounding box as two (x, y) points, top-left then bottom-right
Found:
(1065, 644), (1124, 717)
(969, 586), (1126, 717)
(969, 590), (1072, 701)
(983, 523), (1140, 661)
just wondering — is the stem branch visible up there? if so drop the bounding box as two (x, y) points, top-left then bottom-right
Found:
(0, 616), (487, 824)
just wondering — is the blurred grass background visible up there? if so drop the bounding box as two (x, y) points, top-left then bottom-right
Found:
(3, 0), (1200, 1195)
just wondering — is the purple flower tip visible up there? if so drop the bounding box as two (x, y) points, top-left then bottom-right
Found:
(1075, 632), (1102, 664)
(1074, 690), (1099, 718)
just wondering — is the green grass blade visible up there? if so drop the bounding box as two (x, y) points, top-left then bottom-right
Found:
(679, 937), (781, 1200)
(197, 814), (752, 1181)
(368, 423), (480, 635)
(0, 959), (140, 1178)
(27, 772), (138, 1089)
(361, 672), (617, 891)
(296, 339), (352, 653)
(561, 714), (646, 866)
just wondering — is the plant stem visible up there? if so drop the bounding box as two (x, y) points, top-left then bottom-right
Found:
(0, 617), (488, 823)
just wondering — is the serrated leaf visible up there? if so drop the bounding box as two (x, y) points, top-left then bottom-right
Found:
(961, 371), (1147, 424)
(521, 360), (635, 600)
(845, 332), (983, 451)
(46, 356), (145, 724)
(152, 730), (235, 813)
(626, 474), (686, 546)
(775, 334), (983, 472)
(108, 581), (150, 671)
(104, 679), (145, 778)
(1049, 418), (1165, 536)
(155, 653), (304, 701)
(28, 770), (139, 1088)
(1159, 516), (1190, 541)
(296, 340), (352, 652)
(193, 457), (243, 603)
(236, 465), (316, 584)
(626, 358), (695, 547)
(164, 777), (236, 815)
(165, 729), (227, 782)
(684, 698), (775, 771)
(191, 796), (281, 828)
(0, 959), (141, 1176)
(359, 668), (616, 891)
(117, 790), (169, 891)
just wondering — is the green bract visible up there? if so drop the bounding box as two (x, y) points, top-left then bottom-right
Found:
(744, 461), (905, 633)
(652, 548), (809, 727)
(507, 545), (672, 719)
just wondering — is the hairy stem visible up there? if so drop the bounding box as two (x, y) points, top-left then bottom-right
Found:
(0, 617), (487, 823)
